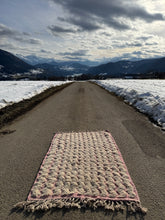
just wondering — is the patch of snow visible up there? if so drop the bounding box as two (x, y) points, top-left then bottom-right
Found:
(71, 73), (82, 77)
(0, 81), (68, 109)
(99, 73), (107, 76)
(95, 79), (165, 129)
(60, 66), (75, 71)
(29, 68), (44, 75)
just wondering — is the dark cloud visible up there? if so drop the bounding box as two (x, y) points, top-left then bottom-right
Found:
(97, 41), (142, 51)
(58, 17), (101, 31)
(137, 36), (153, 41)
(145, 42), (158, 46)
(48, 25), (76, 35)
(110, 40), (143, 49)
(51, 0), (164, 31)
(28, 38), (41, 44)
(103, 18), (130, 30)
(97, 46), (112, 50)
(40, 49), (48, 53)
(59, 49), (88, 57)
(136, 36), (158, 46)
(0, 23), (17, 37)
(132, 51), (143, 55)
(69, 17), (100, 31)
(12, 36), (41, 44)
(0, 23), (41, 45)
(23, 32), (31, 36)
(0, 42), (17, 50)
(62, 56), (81, 60)
(98, 46), (107, 50)
(144, 49), (160, 54)
(127, 8), (164, 22)
(101, 32), (112, 37)
(126, 42), (142, 47)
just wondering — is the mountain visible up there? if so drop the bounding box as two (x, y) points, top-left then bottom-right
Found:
(35, 61), (89, 76)
(88, 58), (165, 78)
(0, 49), (89, 79)
(57, 61), (88, 74)
(34, 63), (64, 77)
(19, 54), (100, 67)
(0, 49), (32, 74)
(17, 54), (56, 65)
(78, 60), (100, 67)
(20, 54), (90, 76)
(1, 48), (165, 80)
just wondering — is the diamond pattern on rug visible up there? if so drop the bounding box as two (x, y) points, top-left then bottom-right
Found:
(14, 131), (147, 213)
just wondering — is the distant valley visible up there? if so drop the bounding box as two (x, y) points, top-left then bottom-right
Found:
(0, 49), (165, 80)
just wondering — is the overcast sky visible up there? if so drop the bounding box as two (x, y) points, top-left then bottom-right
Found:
(0, 0), (165, 63)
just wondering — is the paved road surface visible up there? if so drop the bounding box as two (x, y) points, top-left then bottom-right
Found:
(0, 82), (164, 220)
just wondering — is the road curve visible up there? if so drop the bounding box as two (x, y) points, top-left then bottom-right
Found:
(0, 82), (164, 220)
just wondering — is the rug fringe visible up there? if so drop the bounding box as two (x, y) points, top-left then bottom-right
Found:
(14, 199), (147, 214)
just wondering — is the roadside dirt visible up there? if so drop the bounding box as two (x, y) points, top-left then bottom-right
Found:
(0, 82), (72, 129)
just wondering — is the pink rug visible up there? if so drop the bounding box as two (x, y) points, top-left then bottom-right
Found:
(14, 131), (147, 213)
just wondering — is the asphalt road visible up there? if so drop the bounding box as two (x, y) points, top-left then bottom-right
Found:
(0, 82), (164, 220)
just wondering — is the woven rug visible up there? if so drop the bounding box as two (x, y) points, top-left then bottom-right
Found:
(14, 131), (147, 213)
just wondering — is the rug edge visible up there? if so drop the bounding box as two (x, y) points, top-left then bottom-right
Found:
(13, 198), (147, 214)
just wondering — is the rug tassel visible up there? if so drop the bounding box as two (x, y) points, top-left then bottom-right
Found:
(13, 201), (26, 210)
(136, 202), (148, 214)
(114, 201), (124, 211)
(105, 201), (115, 211)
(127, 201), (147, 214)
(14, 199), (147, 214)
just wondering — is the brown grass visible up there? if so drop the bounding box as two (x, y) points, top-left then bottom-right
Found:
(0, 82), (73, 129)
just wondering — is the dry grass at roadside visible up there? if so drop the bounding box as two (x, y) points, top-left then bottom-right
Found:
(0, 82), (73, 129)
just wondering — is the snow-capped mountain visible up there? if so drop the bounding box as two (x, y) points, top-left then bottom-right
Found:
(88, 58), (165, 77)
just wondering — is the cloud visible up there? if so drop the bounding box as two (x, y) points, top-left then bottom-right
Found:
(109, 40), (143, 49)
(145, 42), (158, 46)
(59, 49), (88, 57)
(126, 42), (143, 47)
(0, 23), (41, 45)
(101, 32), (112, 37)
(14, 36), (41, 44)
(48, 25), (76, 35)
(23, 32), (31, 36)
(61, 56), (81, 60)
(40, 49), (50, 53)
(28, 38), (41, 44)
(50, 0), (164, 31)
(0, 41), (17, 50)
(97, 41), (142, 51)
(0, 23), (18, 37)
(132, 51), (144, 55)
(97, 46), (112, 50)
(106, 49), (165, 62)
(58, 17), (101, 32)
(136, 35), (159, 46)
(137, 36), (153, 41)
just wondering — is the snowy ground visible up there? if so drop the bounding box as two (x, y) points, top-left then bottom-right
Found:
(95, 79), (165, 130)
(0, 81), (68, 109)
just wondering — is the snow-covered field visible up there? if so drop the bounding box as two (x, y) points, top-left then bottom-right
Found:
(0, 81), (68, 109)
(95, 79), (165, 130)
